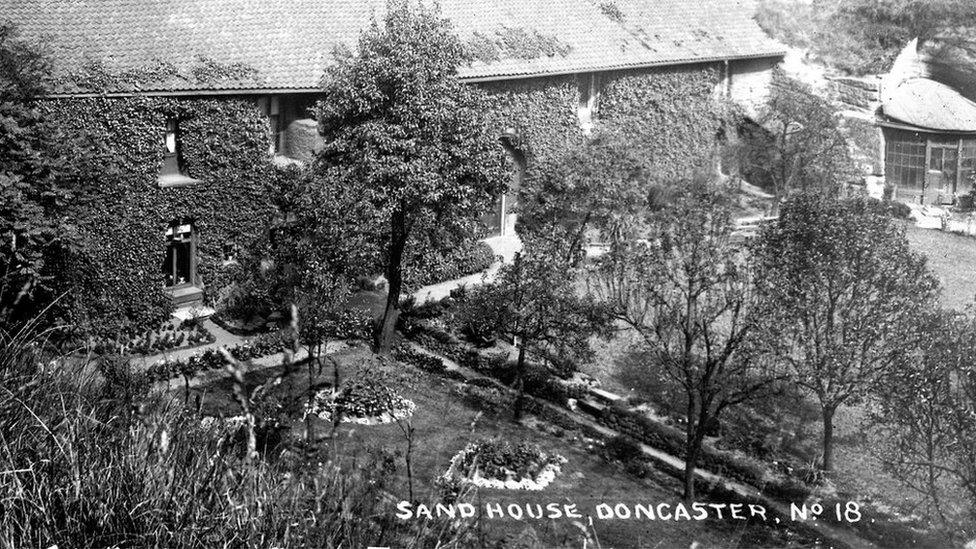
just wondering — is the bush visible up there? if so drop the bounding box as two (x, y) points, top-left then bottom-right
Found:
(605, 435), (644, 464)
(392, 344), (447, 374)
(403, 239), (495, 288)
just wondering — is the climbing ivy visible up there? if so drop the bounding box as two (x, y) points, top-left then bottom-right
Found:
(480, 75), (583, 165)
(464, 28), (573, 64)
(56, 56), (261, 93)
(478, 63), (726, 181)
(39, 96), (277, 333)
(599, 64), (725, 180)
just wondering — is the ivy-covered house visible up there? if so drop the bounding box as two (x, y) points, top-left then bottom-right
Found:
(1, 0), (783, 328)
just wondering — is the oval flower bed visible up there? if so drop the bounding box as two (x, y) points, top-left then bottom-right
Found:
(442, 439), (567, 491)
(304, 379), (415, 425)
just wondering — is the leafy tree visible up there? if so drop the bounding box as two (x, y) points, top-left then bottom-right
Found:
(0, 24), (105, 329)
(315, 0), (506, 353)
(517, 132), (659, 248)
(740, 74), (856, 207)
(757, 0), (976, 75)
(751, 194), (940, 472)
(870, 308), (976, 539)
(457, 229), (610, 421)
(591, 184), (775, 501)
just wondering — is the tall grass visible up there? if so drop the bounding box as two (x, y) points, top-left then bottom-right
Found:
(0, 319), (478, 548)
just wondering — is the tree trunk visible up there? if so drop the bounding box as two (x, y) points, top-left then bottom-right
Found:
(821, 404), (837, 472)
(513, 342), (527, 422)
(377, 210), (407, 354)
(683, 427), (706, 502)
(682, 397), (708, 501)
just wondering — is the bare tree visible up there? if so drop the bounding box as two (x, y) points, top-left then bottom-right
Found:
(741, 73), (856, 209)
(591, 186), (776, 501)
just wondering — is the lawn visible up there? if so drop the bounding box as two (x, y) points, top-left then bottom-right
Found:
(184, 344), (826, 549)
(904, 222), (976, 310)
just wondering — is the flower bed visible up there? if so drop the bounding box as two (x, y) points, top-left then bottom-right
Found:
(144, 330), (296, 383)
(441, 439), (567, 490)
(87, 319), (215, 356)
(304, 379), (415, 425)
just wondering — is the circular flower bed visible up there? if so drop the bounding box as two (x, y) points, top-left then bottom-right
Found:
(304, 379), (415, 425)
(442, 439), (567, 491)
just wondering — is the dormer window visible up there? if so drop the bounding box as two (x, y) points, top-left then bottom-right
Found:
(577, 74), (600, 134)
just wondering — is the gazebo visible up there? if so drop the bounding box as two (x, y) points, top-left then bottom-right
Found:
(881, 77), (976, 205)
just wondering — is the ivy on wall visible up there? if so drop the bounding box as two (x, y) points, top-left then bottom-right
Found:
(479, 63), (726, 186)
(57, 56), (262, 94)
(37, 60), (728, 333)
(464, 28), (573, 64)
(39, 96), (277, 332)
(480, 76), (583, 165)
(598, 64), (725, 180)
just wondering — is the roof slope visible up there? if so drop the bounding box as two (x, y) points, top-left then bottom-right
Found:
(1, 0), (784, 94)
(883, 78), (976, 132)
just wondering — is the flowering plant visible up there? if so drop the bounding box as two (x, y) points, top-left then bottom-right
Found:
(304, 378), (415, 425)
(442, 439), (566, 490)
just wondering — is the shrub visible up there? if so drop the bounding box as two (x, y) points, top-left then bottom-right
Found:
(605, 435), (644, 464)
(392, 344), (447, 374)
(403, 239), (496, 288)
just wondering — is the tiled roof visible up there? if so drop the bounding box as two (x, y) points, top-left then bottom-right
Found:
(1, 0), (785, 94)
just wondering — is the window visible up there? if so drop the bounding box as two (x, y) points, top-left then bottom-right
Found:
(266, 96), (283, 155)
(961, 139), (976, 193)
(577, 74), (599, 134)
(884, 128), (926, 194)
(162, 118), (186, 176)
(163, 220), (196, 288)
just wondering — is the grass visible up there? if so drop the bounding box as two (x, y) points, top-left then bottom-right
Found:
(189, 344), (826, 548)
(904, 223), (976, 310)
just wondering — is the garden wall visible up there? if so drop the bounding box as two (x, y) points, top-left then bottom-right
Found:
(40, 96), (278, 332)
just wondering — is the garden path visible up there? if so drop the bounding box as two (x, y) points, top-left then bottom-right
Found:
(410, 234), (522, 305)
(130, 319), (241, 369)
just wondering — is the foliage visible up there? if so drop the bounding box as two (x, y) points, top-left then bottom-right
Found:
(756, 0), (976, 75)
(90, 320), (214, 356)
(598, 65), (726, 181)
(740, 73), (857, 201)
(0, 24), (99, 329)
(518, 131), (658, 245)
(456, 230), (611, 420)
(39, 95), (278, 334)
(480, 76), (582, 166)
(591, 183), (776, 500)
(605, 434), (644, 464)
(144, 330), (297, 383)
(751, 194), (940, 471)
(403, 238), (495, 289)
(0, 323), (478, 547)
(598, 2), (626, 23)
(315, 0), (507, 352)
(393, 343), (447, 373)
(58, 55), (261, 93)
(464, 27), (572, 64)
(871, 309), (976, 539)
(308, 374), (414, 420)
